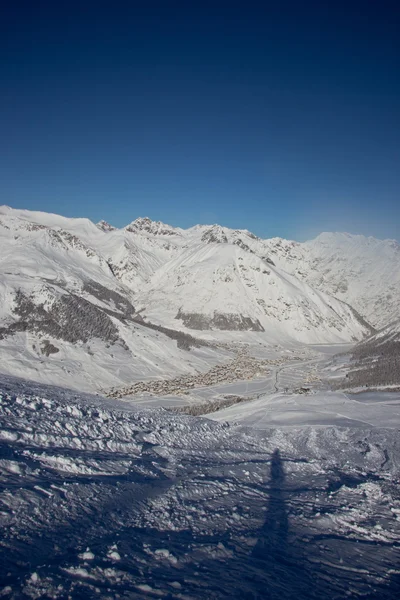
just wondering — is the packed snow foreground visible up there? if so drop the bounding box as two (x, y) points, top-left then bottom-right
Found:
(1, 372), (400, 599)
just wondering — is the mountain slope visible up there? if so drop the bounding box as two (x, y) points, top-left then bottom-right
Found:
(139, 241), (371, 344)
(169, 225), (400, 329)
(342, 319), (400, 389)
(262, 232), (400, 328)
(4, 206), (397, 328)
(0, 206), (381, 391)
(0, 209), (227, 391)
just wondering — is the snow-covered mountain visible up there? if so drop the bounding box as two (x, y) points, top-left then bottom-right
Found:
(186, 228), (399, 329)
(0, 207), (226, 392)
(96, 219), (116, 232)
(262, 232), (400, 328)
(1, 205), (392, 391)
(139, 240), (370, 344)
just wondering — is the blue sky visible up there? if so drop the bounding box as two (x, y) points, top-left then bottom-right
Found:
(1, 1), (399, 240)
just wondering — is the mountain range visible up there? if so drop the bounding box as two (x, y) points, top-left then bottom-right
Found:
(0, 205), (398, 392)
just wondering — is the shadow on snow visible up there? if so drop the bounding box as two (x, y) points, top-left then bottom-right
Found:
(1, 449), (400, 599)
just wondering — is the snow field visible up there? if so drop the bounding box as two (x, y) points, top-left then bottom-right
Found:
(1, 375), (400, 598)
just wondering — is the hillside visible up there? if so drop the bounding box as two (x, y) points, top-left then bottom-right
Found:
(342, 319), (400, 389)
(139, 240), (370, 344)
(0, 206), (391, 392)
(0, 208), (227, 391)
(262, 232), (400, 328)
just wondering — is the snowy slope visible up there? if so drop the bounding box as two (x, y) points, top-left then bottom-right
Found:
(3, 206), (398, 329)
(304, 233), (400, 328)
(89, 217), (373, 344)
(0, 204), (102, 240)
(0, 209), (227, 391)
(140, 241), (371, 344)
(0, 205), (387, 391)
(340, 318), (400, 389)
(195, 228), (400, 329)
(364, 317), (400, 345)
(1, 374), (400, 599)
(127, 223), (399, 331)
(262, 232), (400, 328)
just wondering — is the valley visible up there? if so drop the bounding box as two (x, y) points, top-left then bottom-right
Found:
(106, 345), (303, 401)
(1, 206), (400, 599)
(104, 341), (400, 430)
(0, 205), (379, 395)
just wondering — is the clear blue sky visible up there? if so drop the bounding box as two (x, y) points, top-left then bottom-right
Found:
(1, 1), (399, 240)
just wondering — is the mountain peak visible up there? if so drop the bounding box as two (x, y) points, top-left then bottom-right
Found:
(201, 224), (228, 244)
(310, 231), (399, 250)
(319, 231), (360, 238)
(96, 220), (116, 232)
(125, 217), (180, 236)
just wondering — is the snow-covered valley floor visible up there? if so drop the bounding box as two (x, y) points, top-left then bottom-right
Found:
(1, 348), (400, 599)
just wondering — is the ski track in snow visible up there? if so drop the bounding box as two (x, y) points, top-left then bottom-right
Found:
(1, 368), (400, 599)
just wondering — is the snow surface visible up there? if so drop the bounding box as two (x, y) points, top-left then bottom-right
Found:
(1, 371), (400, 599)
(140, 241), (369, 344)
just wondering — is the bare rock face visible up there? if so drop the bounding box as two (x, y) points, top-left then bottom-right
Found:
(233, 238), (254, 253)
(201, 225), (228, 244)
(175, 309), (265, 332)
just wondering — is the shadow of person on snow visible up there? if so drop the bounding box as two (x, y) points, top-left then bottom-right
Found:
(243, 448), (318, 600)
(241, 448), (400, 600)
(252, 449), (289, 563)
